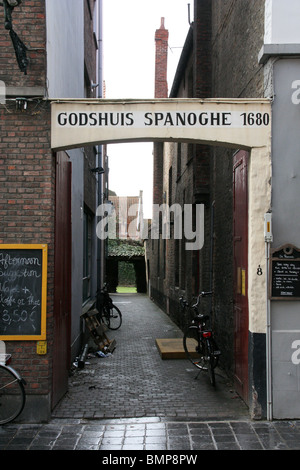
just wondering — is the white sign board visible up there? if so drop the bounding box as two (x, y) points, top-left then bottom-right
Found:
(51, 98), (271, 151)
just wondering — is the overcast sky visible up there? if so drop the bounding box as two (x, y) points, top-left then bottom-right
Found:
(102, 0), (192, 218)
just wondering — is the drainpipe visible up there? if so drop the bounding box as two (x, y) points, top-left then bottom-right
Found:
(264, 212), (273, 420)
(210, 201), (215, 292)
(97, 0), (104, 289)
(209, 201), (215, 314)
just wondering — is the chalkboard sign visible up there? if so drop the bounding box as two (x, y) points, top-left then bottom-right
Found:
(271, 244), (300, 300)
(0, 245), (47, 340)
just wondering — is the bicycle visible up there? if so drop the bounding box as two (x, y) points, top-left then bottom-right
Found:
(96, 283), (122, 330)
(182, 292), (221, 386)
(0, 353), (26, 425)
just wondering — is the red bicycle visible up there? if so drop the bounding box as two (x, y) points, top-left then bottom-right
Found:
(182, 292), (221, 386)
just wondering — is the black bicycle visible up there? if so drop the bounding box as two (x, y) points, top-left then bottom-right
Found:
(182, 292), (221, 386)
(0, 353), (26, 425)
(96, 283), (122, 330)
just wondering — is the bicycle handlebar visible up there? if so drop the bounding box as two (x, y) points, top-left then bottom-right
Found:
(180, 291), (213, 309)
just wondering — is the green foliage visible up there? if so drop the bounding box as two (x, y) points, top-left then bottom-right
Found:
(118, 261), (136, 286)
(108, 239), (145, 258)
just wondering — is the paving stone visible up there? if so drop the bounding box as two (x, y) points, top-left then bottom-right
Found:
(51, 294), (249, 422)
(3, 295), (300, 450)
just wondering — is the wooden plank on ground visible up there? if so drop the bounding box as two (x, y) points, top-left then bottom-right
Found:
(155, 338), (186, 360)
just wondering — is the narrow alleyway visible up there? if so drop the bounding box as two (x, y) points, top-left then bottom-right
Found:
(3, 294), (300, 451)
(52, 293), (249, 420)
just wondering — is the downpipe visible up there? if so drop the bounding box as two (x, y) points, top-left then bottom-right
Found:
(264, 212), (273, 420)
(266, 240), (272, 420)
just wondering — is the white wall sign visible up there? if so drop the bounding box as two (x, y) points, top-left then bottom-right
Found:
(51, 98), (271, 151)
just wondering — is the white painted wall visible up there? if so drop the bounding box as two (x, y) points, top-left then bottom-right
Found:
(45, 0), (84, 98)
(46, 0), (86, 357)
(265, 0), (300, 44)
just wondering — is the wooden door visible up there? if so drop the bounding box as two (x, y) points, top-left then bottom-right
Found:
(233, 150), (249, 403)
(52, 152), (72, 408)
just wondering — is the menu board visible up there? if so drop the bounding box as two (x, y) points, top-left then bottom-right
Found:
(271, 245), (300, 300)
(0, 245), (47, 340)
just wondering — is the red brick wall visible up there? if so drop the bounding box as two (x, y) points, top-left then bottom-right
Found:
(154, 18), (169, 99)
(0, 1), (54, 401)
(148, 1), (213, 328)
(0, 0), (46, 85)
(153, 19), (169, 207)
(0, 101), (55, 398)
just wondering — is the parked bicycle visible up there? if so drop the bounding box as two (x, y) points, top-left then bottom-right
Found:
(181, 291), (221, 386)
(0, 353), (26, 425)
(96, 283), (122, 330)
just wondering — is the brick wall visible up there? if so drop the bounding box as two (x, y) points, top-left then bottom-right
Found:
(210, 0), (265, 373)
(149, 0), (266, 364)
(154, 18), (169, 99)
(194, 0), (212, 98)
(153, 19), (169, 211)
(0, 1), (54, 405)
(110, 195), (142, 239)
(148, 1), (213, 328)
(0, 100), (55, 399)
(211, 0), (265, 98)
(84, 0), (97, 94)
(0, 0), (46, 85)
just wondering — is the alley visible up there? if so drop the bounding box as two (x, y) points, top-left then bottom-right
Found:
(2, 294), (300, 451)
(52, 293), (249, 421)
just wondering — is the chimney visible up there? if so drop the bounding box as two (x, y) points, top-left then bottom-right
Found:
(153, 18), (169, 208)
(154, 18), (169, 98)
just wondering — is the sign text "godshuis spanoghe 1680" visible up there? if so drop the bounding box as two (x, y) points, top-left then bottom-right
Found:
(50, 99), (272, 150)
(56, 109), (270, 128)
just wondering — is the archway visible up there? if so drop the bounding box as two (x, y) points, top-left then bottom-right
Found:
(51, 97), (272, 334)
(51, 97), (272, 409)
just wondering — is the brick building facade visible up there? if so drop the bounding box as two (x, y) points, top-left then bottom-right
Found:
(146, 0), (277, 419)
(148, 2), (213, 331)
(106, 193), (147, 293)
(0, 0), (102, 422)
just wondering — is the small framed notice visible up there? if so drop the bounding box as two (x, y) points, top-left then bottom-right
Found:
(0, 244), (47, 340)
(270, 244), (300, 300)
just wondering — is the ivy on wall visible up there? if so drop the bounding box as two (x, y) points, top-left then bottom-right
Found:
(107, 239), (145, 258)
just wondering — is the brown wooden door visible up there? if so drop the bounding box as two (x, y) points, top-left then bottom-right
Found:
(52, 152), (72, 408)
(233, 150), (249, 403)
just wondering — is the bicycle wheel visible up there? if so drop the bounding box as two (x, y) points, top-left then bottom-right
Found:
(0, 365), (26, 425)
(103, 304), (122, 330)
(183, 326), (208, 371)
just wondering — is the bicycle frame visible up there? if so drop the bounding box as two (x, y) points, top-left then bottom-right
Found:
(95, 284), (122, 330)
(182, 292), (220, 385)
(1, 353), (26, 387)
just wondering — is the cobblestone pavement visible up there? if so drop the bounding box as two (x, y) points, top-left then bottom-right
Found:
(52, 293), (249, 421)
(1, 417), (300, 450)
(1, 294), (300, 451)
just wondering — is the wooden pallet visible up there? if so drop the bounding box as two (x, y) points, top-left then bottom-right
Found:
(155, 338), (186, 359)
(81, 309), (116, 352)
